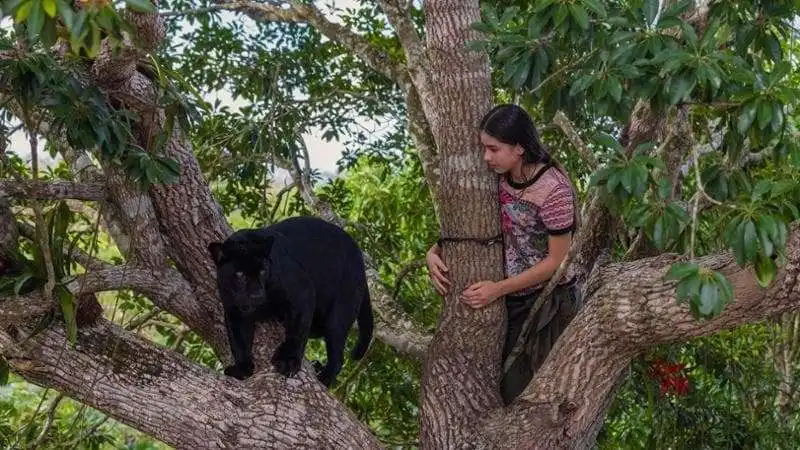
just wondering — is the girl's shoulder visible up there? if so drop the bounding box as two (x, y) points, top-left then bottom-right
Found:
(501, 164), (573, 205)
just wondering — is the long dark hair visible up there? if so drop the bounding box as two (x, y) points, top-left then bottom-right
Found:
(479, 104), (553, 166)
(480, 104), (580, 230)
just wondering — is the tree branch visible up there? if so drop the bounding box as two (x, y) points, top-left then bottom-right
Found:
(478, 223), (800, 447)
(0, 180), (108, 201)
(60, 148), (133, 258)
(63, 266), (214, 343)
(269, 181), (295, 223)
(0, 319), (381, 449)
(376, 0), (425, 71)
(552, 111), (598, 169)
(392, 259), (426, 300)
(0, 294), (53, 327)
(405, 85), (440, 202)
(181, 1), (407, 85)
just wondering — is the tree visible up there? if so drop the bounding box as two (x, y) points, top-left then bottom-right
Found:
(1, 0), (799, 447)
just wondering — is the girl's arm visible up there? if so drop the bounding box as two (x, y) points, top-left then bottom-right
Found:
(497, 233), (571, 296)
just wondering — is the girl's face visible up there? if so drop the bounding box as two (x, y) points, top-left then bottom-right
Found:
(481, 131), (524, 174)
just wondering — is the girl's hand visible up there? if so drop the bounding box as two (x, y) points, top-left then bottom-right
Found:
(461, 281), (504, 308)
(426, 245), (451, 295)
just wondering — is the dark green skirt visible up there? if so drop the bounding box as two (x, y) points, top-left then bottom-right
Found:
(500, 282), (582, 405)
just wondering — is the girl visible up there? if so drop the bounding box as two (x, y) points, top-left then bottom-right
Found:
(425, 103), (582, 405)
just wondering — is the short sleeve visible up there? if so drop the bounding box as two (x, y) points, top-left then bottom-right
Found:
(540, 183), (575, 235)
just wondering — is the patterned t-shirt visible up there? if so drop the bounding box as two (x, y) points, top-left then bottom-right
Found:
(499, 163), (577, 296)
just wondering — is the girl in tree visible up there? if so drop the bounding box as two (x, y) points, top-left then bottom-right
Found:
(425, 103), (582, 404)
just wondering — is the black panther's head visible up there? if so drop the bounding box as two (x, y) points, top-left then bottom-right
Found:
(208, 233), (275, 315)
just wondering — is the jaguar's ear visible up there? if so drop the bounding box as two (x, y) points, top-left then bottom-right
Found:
(208, 242), (224, 266)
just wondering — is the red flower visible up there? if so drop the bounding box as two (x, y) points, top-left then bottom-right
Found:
(648, 359), (690, 397)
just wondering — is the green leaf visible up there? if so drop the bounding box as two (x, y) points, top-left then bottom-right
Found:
(124, 0), (155, 13)
(581, 0), (606, 17)
(712, 271), (734, 303)
(698, 280), (719, 316)
(608, 75), (622, 103)
(500, 6), (520, 24)
(652, 216), (665, 249)
(533, 0), (556, 13)
(609, 30), (638, 45)
(589, 167), (610, 186)
(513, 55), (532, 89)
(643, 0), (659, 26)
(658, 178), (672, 200)
(757, 100), (772, 130)
(607, 168), (621, 193)
(758, 223), (774, 258)
(630, 204), (651, 227)
(41, 0), (54, 16)
(25, 0), (43, 41)
(14, 0), (31, 22)
(594, 133), (623, 152)
(676, 274), (701, 304)
(56, 285), (77, 345)
(2, 0), (25, 14)
(667, 262), (699, 280)
(680, 20), (698, 47)
(770, 102), (784, 132)
(606, 16), (629, 27)
(632, 164), (649, 196)
(707, 68), (722, 91)
(776, 219), (788, 248)
(620, 167), (634, 194)
(669, 73), (695, 105)
(729, 219), (747, 265)
(469, 22), (491, 34)
(759, 215), (779, 243)
(569, 3), (590, 30)
(569, 74), (595, 96)
(57, 0), (73, 27)
(754, 254), (777, 287)
(527, 17), (542, 37)
(40, 15), (56, 47)
(554, 3), (569, 27)
(743, 220), (758, 262)
(751, 180), (772, 202)
(737, 102), (757, 134)
(764, 33), (782, 63)
(666, 202), (689, 225)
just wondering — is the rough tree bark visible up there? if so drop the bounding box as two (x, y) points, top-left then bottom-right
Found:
(414, 1), (506, 448)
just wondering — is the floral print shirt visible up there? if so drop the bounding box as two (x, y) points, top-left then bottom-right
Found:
(499, 163), (576, 296)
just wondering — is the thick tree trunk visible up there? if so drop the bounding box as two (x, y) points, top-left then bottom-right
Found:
(417, 0), (505, 447)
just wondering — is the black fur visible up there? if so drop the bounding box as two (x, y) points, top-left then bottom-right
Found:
(208, 216), (374, 387)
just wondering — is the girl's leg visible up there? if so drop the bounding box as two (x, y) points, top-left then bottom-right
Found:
(500, 283), (581, 405)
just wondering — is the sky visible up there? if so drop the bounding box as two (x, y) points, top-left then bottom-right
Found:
(3, 0), (366, 176)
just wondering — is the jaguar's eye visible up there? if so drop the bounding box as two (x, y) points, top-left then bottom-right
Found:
(235, 271), (244, 278)
(259, 269), (266, 277)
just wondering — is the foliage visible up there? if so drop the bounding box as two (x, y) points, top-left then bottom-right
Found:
(0, 377), (168, 449)
(0, 200), (81, 344)
(1, 0), (156, 57)
(599, 323), (800, 448)
(472, 0), (800, 319)
(318, 154), (441, 330)
(0, 49), (183, 189)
